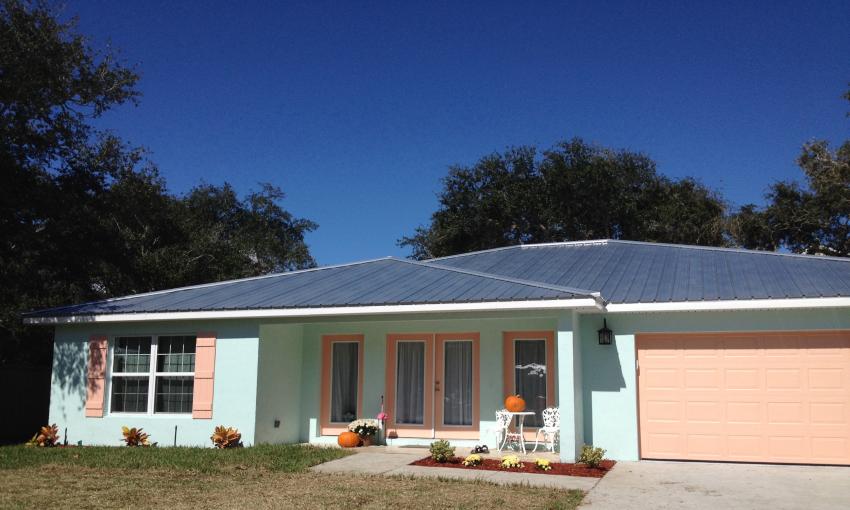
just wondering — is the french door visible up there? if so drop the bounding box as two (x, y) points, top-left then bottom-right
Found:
(385, 333), (480, 439)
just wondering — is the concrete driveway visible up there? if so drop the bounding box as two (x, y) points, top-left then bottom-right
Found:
(581, 460), (850, 510)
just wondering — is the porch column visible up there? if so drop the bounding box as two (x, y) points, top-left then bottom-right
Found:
(556, 311), (584, 462)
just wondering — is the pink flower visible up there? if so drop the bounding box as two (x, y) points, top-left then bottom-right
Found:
(376, 412), (388, 421)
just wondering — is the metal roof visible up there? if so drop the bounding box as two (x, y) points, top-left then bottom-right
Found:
(22, 240), (850, 319)
(22, 258), (593, 318)
(428, 240), (850, 304)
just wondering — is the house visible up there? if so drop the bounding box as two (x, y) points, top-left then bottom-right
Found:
(24, 239), (850, 464)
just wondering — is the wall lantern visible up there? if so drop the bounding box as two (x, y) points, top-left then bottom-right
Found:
(597, 318), (613, 345)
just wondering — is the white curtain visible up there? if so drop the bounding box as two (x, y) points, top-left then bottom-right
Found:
(331, 342), (359, 422)
(515, 339), (546, 427)
(443, 341), (472, 426)
(395, 342), (425, 424)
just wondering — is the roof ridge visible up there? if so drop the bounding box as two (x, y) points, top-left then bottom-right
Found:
(602, 239), (850, 262)
(390, 257), (603, 302)
(428, 239), (850, 263)
(22, 257), (395, 316)
(424, 239), (612, 262)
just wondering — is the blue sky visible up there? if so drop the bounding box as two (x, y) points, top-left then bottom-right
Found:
(69, 0), (849, 265)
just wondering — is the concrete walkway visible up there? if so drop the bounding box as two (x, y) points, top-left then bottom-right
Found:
(580, 460), (850, 510)
(310, 446), (599, 491)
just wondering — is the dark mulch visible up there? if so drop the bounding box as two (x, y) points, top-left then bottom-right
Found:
(411, 456), (615, 478)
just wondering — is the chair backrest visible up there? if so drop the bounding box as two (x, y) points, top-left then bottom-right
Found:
(542, 407), (560, 428)
(494, 409), (511, 427)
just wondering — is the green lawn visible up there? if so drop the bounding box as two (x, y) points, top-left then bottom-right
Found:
(0, 445), (585, 509)
(0, 443), (349, 473)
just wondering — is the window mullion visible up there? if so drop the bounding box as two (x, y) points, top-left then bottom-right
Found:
(148, 337), (158, 415)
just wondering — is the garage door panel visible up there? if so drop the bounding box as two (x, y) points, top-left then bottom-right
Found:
(808, 368), (843, 389)
(638, 331), (850, 465)
(725, 368), (761, 389)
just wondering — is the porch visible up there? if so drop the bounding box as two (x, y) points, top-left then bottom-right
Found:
(254, 310), (588, 462)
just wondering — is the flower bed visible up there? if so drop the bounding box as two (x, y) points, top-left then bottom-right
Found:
(411, 456), (615, 478)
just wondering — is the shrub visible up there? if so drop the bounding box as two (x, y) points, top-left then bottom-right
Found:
(535, 458), (552, 471)
(26, 424), (60, 447)
(211, 426), (243, 449)
(462, 454), (482, 466)
(429, 439), (455, 463)
(578, 444), (606, 468)
(500, 455), (522, 469)
(121, 426), (150, 447)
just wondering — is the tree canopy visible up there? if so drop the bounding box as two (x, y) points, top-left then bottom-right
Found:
(400, 139), (727, 259)
(729, 85), (850, 257)
(0, 0), (316, 365)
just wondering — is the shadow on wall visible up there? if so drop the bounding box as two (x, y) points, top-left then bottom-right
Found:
(0, 365), (51, 444)
(53, 340), (87, 417)
(582, 337), (626, 447)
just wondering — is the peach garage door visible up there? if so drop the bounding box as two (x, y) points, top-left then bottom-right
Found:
(637, 331), (850, 465)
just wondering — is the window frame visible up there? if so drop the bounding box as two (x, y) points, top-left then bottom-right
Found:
(502, 331), (556, 435)
(106, 333), (197, 417)
(319, 334), (364, 435)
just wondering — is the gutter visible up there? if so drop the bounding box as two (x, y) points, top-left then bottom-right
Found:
(22, 298), (602, 324)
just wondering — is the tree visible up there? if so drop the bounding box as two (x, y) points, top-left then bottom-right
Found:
(400, 138), (727, 259)
(0, 1), (317, 366)
(730, 84), (850, 257)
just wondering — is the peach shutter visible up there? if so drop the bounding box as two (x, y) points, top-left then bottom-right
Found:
(85, 335), (108, 417)
(192, 332), (216, 419)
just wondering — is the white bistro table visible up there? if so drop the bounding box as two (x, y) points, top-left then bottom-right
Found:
(500, 411), (536, 454)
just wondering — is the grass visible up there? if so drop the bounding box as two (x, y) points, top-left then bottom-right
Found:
(0, 443), (349, 473)
(0, 444), (585, 509)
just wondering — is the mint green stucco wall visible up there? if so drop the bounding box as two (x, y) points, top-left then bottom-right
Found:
(255, 324), (303, 443)
(49, 320), (260, 447)
(46, 306), (848, 458)
(294, 313), (562, 446)
(579, 307), (850, 461)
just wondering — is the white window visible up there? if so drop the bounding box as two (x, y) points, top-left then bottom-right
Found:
(109, 335), (196, 414)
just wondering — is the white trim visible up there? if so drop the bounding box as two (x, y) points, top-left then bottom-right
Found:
(603, 297), (850, 313)
(24, 296), (850, 324)
(24, 299), (600, 324)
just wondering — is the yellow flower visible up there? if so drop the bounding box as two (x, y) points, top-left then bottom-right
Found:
(501, 455), (522, 468)
(462, 453), (482, 466)
(535, 458), (552, 471)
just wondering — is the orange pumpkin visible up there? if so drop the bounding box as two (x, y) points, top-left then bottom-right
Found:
(504, 395), (526, 412)
(337, 431), (360, 448)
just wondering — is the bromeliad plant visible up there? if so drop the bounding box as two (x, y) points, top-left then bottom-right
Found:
(26, 424), (60, 447)
(500, 455), (522, 469)
(121, 426), (150, 447)
(462, 454), (482, 467)
(211, 426), (243, 448)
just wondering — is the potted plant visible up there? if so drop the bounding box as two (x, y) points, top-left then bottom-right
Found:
(348, 419), (380, 446)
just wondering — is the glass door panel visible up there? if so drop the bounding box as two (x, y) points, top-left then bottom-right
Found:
(395, 341), (425, 425)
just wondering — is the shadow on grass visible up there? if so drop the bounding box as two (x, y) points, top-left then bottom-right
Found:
(0, 444), (351, 473)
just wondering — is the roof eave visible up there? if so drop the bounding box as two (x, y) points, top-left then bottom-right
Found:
(600, 296), (850, 313)
(23, 298), (601, 325)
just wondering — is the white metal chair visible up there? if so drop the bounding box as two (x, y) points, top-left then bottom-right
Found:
(532, 407), (560, 452)
(490, 409), (523, 452)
